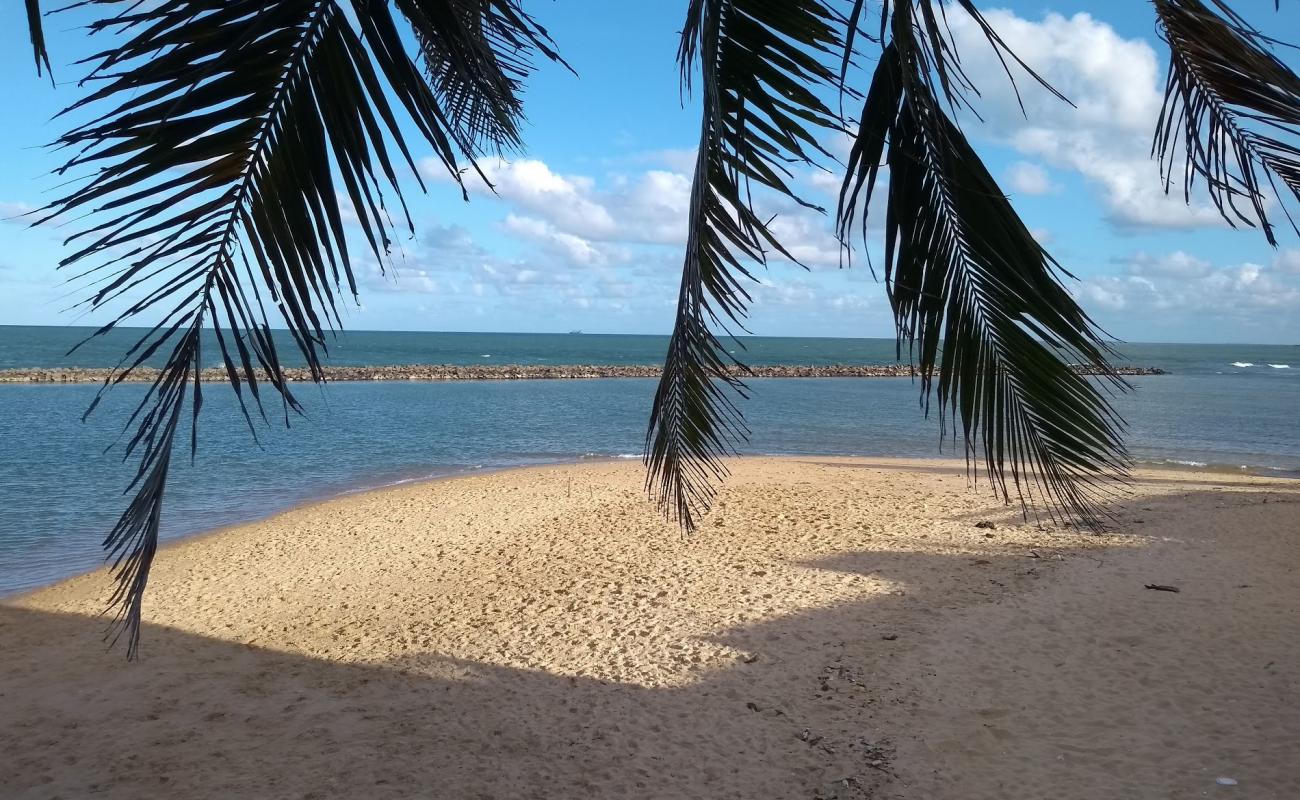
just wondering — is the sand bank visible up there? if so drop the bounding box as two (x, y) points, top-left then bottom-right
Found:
(1, 458), (1295, 799)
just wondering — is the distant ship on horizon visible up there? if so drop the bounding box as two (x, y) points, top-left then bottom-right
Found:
(567, 330), (583, 335)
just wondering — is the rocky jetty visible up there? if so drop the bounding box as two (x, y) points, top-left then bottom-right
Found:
(0, 363), (1168, 384)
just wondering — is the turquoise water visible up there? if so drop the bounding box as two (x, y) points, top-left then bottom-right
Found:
(0, 326), (1296, 595)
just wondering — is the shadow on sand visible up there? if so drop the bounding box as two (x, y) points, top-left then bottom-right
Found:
(2, 487), (1293, 799)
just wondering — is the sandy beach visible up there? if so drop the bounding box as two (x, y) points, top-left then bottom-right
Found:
(1, 457), (1296, 799)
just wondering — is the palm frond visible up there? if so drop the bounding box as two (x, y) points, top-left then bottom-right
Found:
(645, 0), (848, 530)
(651, 0), (1128, 529)
(26, 0), (52, 79)
(402, 0), (570, 157)
(35, 0), (558, 656)
(836, 2), (1130, 527)
(1154, 0), (1300, 245)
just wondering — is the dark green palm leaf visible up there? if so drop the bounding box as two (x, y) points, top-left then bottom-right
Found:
(839, 2), (1130, 527)
(1154, 0), (1300, 245)
(652, 0), (1129, 530)
(26, 0), (51, 79)
(646, 0), (848, 530)
(404, 0), (572, 157)
(34, 0), (558, 657)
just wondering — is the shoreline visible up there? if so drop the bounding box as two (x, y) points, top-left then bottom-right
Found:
(3, 452), (1293, 602)
(4, 456), (1296, 798)
(6, 451), (1293, 600)
(0, 362), (1170, 384)
(0, 456), (625, 602)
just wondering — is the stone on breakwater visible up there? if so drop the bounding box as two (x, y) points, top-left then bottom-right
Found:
(0, 363), (1169, 384)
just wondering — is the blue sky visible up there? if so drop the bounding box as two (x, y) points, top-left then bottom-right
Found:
(2, 2), (1299, 343)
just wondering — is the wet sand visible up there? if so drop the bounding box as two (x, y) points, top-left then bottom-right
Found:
(2, 457), (1296, 799)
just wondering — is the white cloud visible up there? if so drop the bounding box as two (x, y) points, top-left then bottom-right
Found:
(403, 153), (884, 328)
(947, 10), (1224, 230)
(1029, 227), (1055, 245)
(1076, 275), (1160, 311)
(0, 200), (35, 223)
(807, 168), (843, 194)
(503, 214), (621, 266)
(1076, 252), (1300, 317)
(752, 277), (818, 308)
(749, 275), (874, 315)
(423, 157), (695, 248)
(419, 154), (851, 275)
(766, 205), (842, 269)
(1123, 250), (1213, 279)
(1005, 161), (1057, 195)
(1273, 249), (1300, 274)
(470, 158), (619, 239)
(473, 261), (571, 296)
(351, 211), (685, 322)
(363, 258), (443, 295)
(606, 169), (691, 244)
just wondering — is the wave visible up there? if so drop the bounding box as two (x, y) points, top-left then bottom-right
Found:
(1136, 457), (1300, 478)
(1137, 457), (1212, 469)
(1232, 362), (1254, 368)
(1268, 364), (1291, 369)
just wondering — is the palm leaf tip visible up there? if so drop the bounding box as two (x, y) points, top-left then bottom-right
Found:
(26, 0), (52, 80)
(406, 0), (570, 158)
(1154, 0), (1300, 245)
(38, 0), (558, 655)
(649, 0), (848, 529)
(837, 6), (1131, 529)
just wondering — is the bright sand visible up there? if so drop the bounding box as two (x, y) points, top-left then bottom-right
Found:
(1, 457), (1297, 799)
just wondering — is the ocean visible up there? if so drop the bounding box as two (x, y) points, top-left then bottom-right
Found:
(0, 326), (1296, 595)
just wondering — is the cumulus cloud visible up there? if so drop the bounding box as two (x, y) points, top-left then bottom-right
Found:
(604, 169), (691, 245)
(360, 222), (488, 294)
(752, 277), (818, 308)
(1273, 249), (1300, 274)
(468, 158), (618, 239)
(1005, 161), (1057, 195)
(400, 149), (891, 331)
(806, 168), (843, 195)
(947, 9), (1224, 230)
(503, 214), (623, 267)
(418, 153), (850, 276)
(419, 157), (694, 247)
(766, 203), (843, 269)
(1075, 275), (1160, 312)
(1123, 250), (1213, 279)
(749, 274), (875, 317)
(352, 209), (683, 324)
(1076, 251), (1300, 317)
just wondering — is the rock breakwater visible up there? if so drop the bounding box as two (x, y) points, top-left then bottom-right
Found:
(0, 363), (1168, 384)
